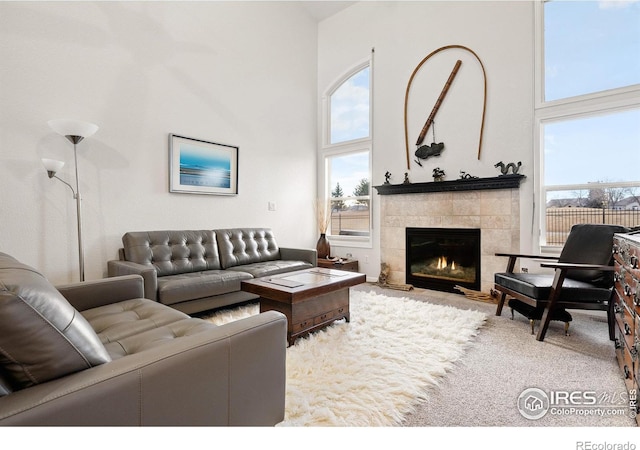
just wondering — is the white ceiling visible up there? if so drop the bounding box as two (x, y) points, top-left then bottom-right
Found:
(301, 1), (356, 21)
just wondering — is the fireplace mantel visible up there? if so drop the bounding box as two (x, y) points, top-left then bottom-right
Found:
(374, 174), (525, 195)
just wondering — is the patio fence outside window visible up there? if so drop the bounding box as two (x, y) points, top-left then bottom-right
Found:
(330, 206), (370, 237)
(545, 184), (640, 246)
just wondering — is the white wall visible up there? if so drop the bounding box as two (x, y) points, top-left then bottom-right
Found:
(318, 1), (535, 281)
(0, 1), (319, 283)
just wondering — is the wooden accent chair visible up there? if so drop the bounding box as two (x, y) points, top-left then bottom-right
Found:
(494, 224), (628, 342)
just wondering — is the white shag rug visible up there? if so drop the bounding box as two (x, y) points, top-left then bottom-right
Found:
(205, 290), (486, 426)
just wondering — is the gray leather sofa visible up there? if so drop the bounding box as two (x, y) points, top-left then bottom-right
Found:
(0, 252), (287, 426)
(107, 228), (316, 314)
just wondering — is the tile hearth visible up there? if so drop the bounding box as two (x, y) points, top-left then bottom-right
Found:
(379, 188), (520, 293)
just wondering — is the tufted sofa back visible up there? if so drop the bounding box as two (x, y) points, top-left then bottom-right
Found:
(122, 230), (221, 277)
(215, 228), (280, 269)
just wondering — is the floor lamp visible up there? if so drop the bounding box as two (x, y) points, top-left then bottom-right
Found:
(42, 119), (99, 282)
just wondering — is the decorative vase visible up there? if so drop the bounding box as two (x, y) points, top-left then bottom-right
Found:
(316, 233), (331, 259)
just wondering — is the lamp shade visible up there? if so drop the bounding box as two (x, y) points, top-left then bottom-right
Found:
(42, 158), (65, 174)
(48, 119), (99, 139)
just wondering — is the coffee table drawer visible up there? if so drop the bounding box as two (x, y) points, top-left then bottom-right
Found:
(314, 306), (348, 326)
(292, 319), (314, 334)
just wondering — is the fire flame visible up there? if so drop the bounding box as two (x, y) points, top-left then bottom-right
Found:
(437, 256), (457, 271)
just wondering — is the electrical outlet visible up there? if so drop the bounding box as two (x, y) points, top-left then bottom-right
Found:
(364, 255), (369, 264)
(346, 253), (352, 258)
(521, 267), (528, 273)
(268, 201), (276, 211)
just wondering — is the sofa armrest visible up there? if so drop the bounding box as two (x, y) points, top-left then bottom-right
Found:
(107, 259), (158, 300)
(0, 311), (287, 426)
(280, 247), (317, 267)
(56, 275), (145, 312)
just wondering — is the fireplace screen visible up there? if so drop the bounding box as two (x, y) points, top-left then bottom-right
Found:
(406, 227), (480, 292)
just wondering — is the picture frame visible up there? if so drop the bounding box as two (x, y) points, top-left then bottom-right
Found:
(169, 134), (238, 195)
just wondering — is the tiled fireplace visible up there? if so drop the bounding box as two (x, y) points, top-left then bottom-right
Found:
(376, 176), (523, 293)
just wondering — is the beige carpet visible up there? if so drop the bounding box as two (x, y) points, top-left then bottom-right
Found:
(357, 284), (637, 428)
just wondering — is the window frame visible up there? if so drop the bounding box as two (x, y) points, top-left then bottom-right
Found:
(534, 0), (640, 252)
(320, 57), (373, 248)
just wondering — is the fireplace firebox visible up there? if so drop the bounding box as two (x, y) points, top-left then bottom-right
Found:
(406, 227), (480, 292)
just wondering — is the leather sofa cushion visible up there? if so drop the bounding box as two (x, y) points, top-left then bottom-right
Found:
(81, 298), (190, 344)
(156, 270), (253, 306)
(103, 318), (218, 359)
(0, 253), (111, 389)
(227, 260), (312, 278)
(216, 228), (280, 269)
(494, 272), (612, 303)
(122, 230), (221, 276)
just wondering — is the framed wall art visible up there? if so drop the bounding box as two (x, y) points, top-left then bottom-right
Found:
(169, 134), (238, 195)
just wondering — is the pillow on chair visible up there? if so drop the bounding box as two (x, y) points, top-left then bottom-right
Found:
(0, 253), (111, 389)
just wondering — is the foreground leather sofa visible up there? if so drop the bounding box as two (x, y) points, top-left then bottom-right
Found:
(108, 228), (316, 314)
(0, 252), (287, 426)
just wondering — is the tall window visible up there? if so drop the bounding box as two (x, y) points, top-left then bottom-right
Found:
(322, 61), (372, 246)
(536, 0), (640, 247)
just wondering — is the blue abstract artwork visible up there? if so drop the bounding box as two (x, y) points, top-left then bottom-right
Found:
(179, 143), (231, 188)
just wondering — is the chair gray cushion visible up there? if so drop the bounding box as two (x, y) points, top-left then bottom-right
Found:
(102, 318), (218, 360)
(558, 224), (629, 286)
(494, 272), (612, 303)
(0, 253), (111, 389)
(81, 298), (190, 344)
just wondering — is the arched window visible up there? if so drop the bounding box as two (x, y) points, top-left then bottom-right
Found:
(330, 66), (370, 144)
(321, 59), (373, 246)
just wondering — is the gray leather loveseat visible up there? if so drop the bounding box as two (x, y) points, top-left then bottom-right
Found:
(0, 252), (287, 426)
(108, 228), (316, 314)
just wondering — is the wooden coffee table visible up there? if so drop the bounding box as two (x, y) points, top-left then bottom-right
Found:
(241, 267), (366, 345)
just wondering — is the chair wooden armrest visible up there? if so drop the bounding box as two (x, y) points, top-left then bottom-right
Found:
(495, 253), (559, 274)
(539, 262), (614, 271)
(495, 253), (559, 260)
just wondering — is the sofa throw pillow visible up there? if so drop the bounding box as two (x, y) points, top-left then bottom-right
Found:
(0, 253), (111, 389)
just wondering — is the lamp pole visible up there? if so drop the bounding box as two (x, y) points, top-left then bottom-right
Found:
(45, 119), (98, 282)
(69, 136), (85, 282)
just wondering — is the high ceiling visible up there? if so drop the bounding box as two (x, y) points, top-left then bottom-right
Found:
(301, 1), (356, 21)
